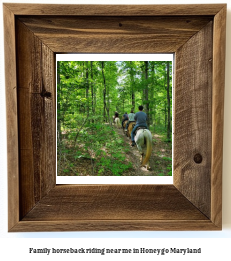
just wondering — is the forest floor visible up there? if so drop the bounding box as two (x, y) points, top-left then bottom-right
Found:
(114, 126), (172, 176)
(58, 124), (172, 177)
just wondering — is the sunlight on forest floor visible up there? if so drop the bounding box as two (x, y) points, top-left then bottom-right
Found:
(115, 127), (172, 176)
(57, 124), (172, 177)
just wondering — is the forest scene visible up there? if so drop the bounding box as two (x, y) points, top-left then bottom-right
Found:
(57, 60), (172, 177)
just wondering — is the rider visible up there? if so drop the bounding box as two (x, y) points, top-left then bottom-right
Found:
(121, 112), (128, 128)
(113, 111), (119, 123)
(131, 105), (148, 146)
(125, 109), (135, 132)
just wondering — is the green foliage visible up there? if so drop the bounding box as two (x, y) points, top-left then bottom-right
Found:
(57, 60), (173, 176)
(57, 121), (133, 176)
(162, 156), (172, 161)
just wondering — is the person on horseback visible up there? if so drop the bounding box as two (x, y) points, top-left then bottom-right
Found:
(113, 111), (119, 123)
(125, 109), (135, 132)
(121, 112), (128, 128)
(131, 105), (148, 146)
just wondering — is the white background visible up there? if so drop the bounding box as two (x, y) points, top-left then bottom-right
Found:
(0, 0), (231, 260)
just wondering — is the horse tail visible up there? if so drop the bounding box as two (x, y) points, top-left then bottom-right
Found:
(141, 130), (152, 166)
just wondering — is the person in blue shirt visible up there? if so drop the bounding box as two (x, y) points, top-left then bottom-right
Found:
(121, 112), (128, 128)
(131, 105), (148, 146)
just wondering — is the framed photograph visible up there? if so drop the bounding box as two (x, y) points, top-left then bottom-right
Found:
(4, 3), (226, 231)
(56, 53), (174, 185)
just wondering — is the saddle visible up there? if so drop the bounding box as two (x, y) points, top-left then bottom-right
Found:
(134, 126), (147, 136)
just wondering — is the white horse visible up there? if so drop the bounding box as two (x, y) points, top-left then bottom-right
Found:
(114, 117), (120, 128)
(134, 129), (152, 170)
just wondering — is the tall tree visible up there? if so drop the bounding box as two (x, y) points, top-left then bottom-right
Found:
(85, 61), (89, 116)
(144, 61), (150, 127)
(130, 61), (135, 108)
(149, 61), (155, 128)
(57, 61), (62, 142)
(101, 61), (107, 121)
(166, 61), (171, 141)
(90, 61), (95, 115)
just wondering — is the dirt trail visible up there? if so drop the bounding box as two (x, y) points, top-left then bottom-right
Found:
(58, 124), (172, 177)
(114, 126), (172, 176)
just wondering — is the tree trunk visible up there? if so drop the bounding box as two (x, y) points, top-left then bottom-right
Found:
(130, 61), (135, 109)
(150, 62), (155, 128)
(166, 61), (171, 141)
(85, 61), (89, 116)
(57, 61), (62, 142)
(144, 61), (150, 127)
(107, 64), (111, 124)
(91, 61), (94, 115)
(101, 61), (107, 122)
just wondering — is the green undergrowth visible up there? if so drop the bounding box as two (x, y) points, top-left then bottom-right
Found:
(57, 122), (133, 176)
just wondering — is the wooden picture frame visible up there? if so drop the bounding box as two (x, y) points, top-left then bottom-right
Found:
(4, 3), (226, 231)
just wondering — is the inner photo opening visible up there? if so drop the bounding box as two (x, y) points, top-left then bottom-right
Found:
(56, 54), (174, 184)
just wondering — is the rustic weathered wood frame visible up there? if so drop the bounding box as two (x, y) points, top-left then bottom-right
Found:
(4, 4), (226, 232)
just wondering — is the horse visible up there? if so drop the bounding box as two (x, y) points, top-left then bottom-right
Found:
(122, 120), (128, 134)
(114, 117), (120, 128)
(134, 128), (152, 170)
(126, 121), (136, 138)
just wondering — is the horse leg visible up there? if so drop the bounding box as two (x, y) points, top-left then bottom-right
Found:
(140, 153), (151, 170)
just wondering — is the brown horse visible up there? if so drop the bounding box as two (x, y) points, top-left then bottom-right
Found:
(122, 120), (128, 133)
(126, 121), (136, 138)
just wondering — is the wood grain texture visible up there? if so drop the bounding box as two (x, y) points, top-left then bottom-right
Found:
(11, 220), (219, 232)
(4, 3), (226, 231)
(18, 16), (213, 53)
(3, 3), (226, 16)
(211, 5), (226, 228)
(13, 185), (219, 232)
(174, 22), (213, 218)
(22, 185), (207, 221)
(3, 4), (20, 231)
(16, 20), (56, 219)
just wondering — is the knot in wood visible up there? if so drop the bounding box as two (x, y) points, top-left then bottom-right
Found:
(194, 153), (202, 164)
(40, 90), (52, 99)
